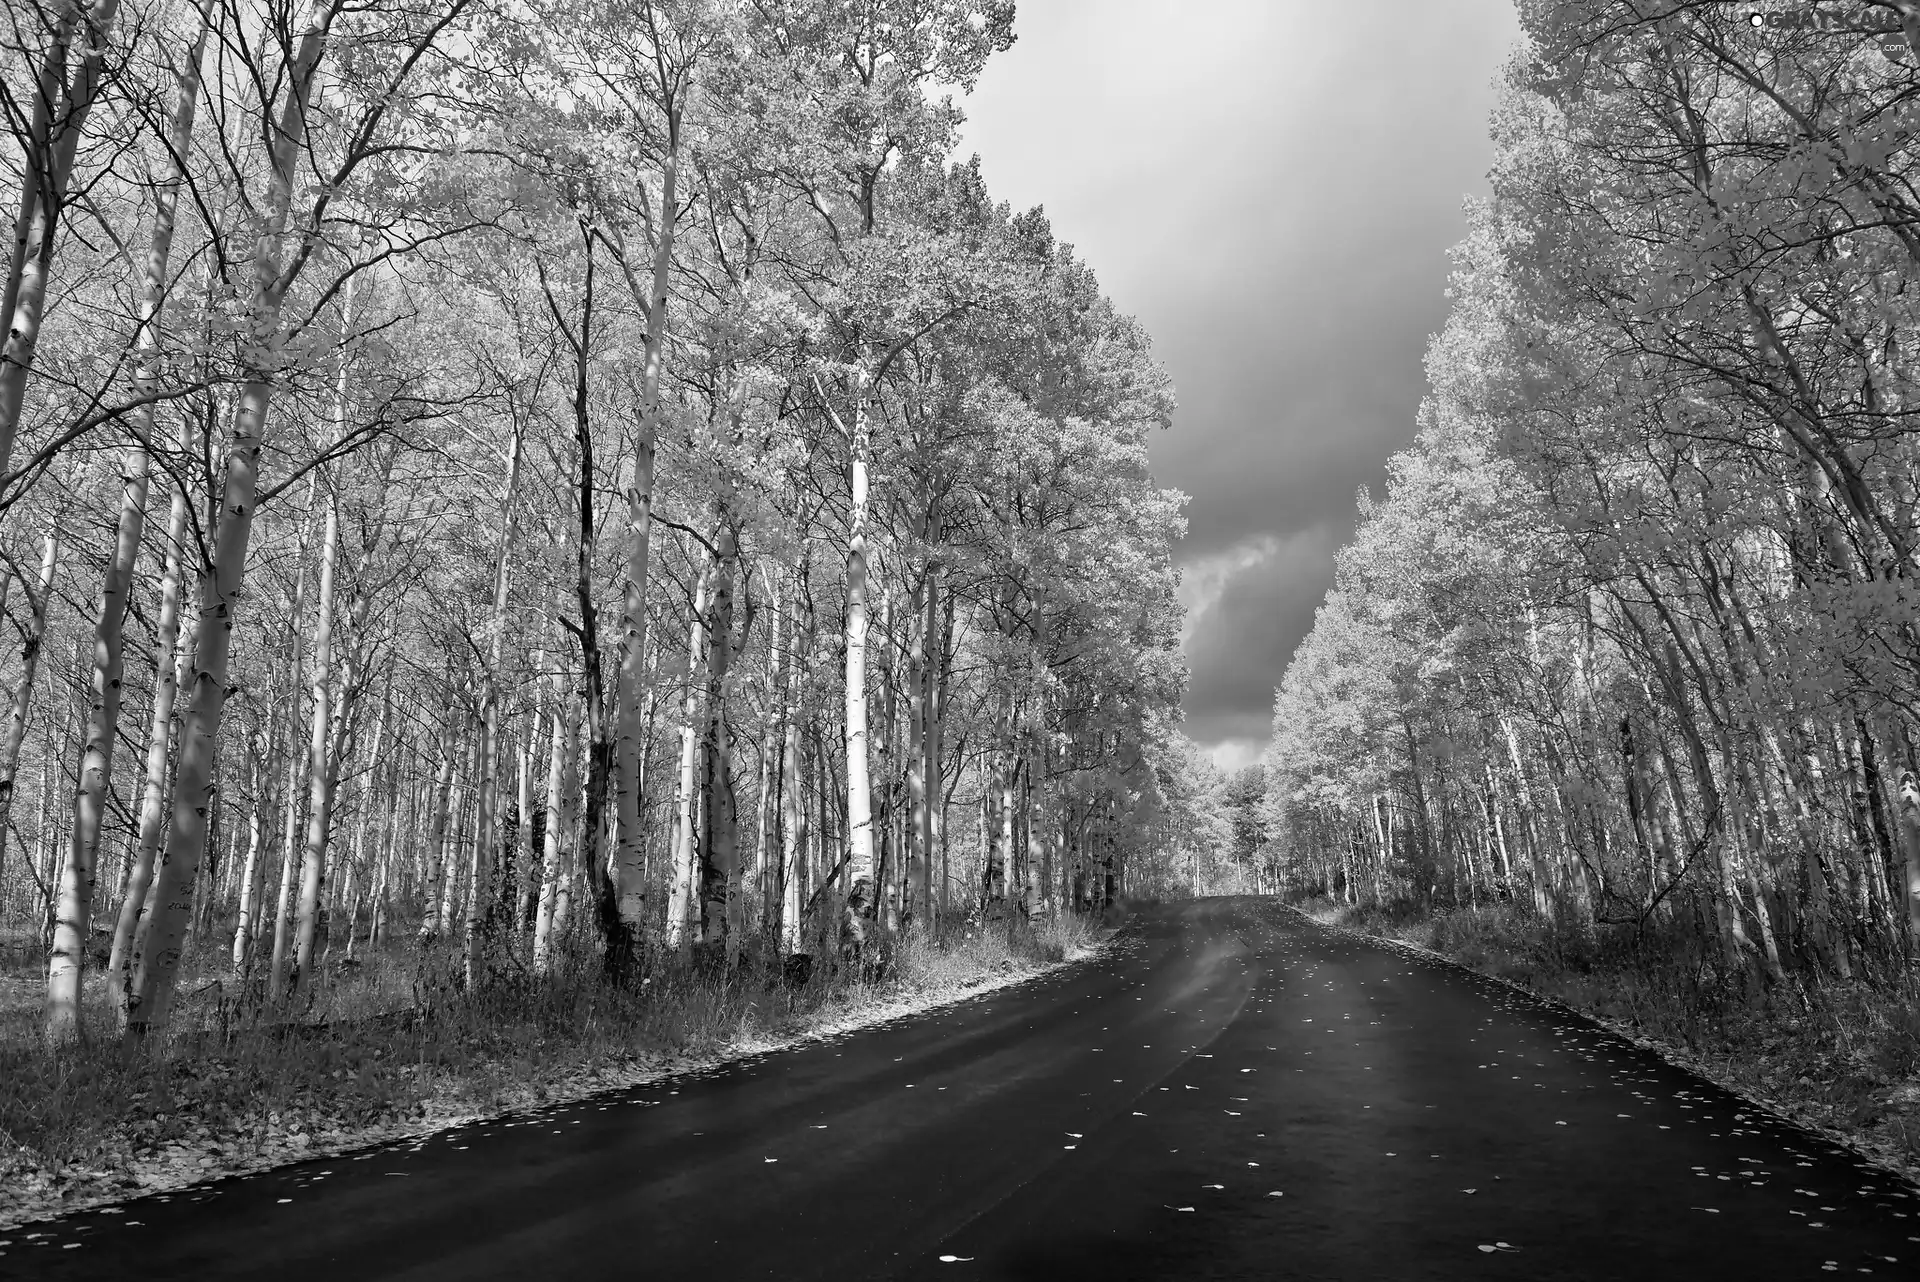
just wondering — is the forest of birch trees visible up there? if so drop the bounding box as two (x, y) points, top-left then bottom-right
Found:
(1267, 0), (1920, 998)
(0, 0), (1195, 1048)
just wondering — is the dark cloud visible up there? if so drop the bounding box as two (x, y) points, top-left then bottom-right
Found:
(1179, 527), (1339, 748)
(960, 0), (1521, 757)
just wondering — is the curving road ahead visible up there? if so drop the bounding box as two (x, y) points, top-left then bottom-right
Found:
(5, 898), (1918, 1280)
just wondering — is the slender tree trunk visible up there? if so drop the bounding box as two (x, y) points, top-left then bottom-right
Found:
(698, 518), (740, 957)
(780, 715), (803, 957)
(757, 581), (784, 937)
(46, 4), (208, 1044)
(843, 374), (876, 901)
(417, 744), (455, 941)
(547, 225), (622, 983)
(0, 5), (75, 361)
(465, 713), (503, 980)
(367, 753), (400, 951)
(266, 723), (307, 994)
(0, 0), (125, 482)
(513, 719), (537, 938)
(123, 6), (332, 1039)
(461, 751), (488, 980)
(904, 570), (927, 929)
(533, 671), (578, 976)
(549, 710), (580, 950)
(928, 577), (949, 924)
(289, 433), (395, 1001)
(437, 754), (471, 948)
(231, 718), (273, 976)
(283, 476), (345, 1003)
(466, 423), (522, 987)
(257, 481), (320, 1001)
(611, 126), (678, 966)
(0, 530), (58, 940)
(666, 562), (712, 955)
(340, 696), (389, 961)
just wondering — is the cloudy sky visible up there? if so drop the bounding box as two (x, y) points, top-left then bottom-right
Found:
(954, 0), (1525, 771)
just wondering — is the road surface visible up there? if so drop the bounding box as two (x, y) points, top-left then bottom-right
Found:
(4, 897), (1917, 1280)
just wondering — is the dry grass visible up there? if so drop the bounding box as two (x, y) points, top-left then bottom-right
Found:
(0, 909), (1104, 1227)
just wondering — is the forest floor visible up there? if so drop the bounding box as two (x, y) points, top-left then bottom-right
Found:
(0, 911), (1108, 1231)
(1296, 895), (1920, 1191)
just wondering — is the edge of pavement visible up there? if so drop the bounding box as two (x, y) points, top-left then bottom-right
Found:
(1277, 899), (1920, 1196)
(0, 929), (1118, 1234)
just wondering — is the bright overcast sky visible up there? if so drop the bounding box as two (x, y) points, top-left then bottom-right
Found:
(954, 0), (1526, 772)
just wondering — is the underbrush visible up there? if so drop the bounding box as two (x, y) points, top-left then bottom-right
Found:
(0, 909), (1099, 1215)
(1293, 894), (1920, 1177)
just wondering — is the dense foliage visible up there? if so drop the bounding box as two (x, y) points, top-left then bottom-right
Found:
(1266, 1), (1920, 997)
(0, 0), (1199, 1044)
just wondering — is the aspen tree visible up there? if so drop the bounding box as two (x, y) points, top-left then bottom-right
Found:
(604, 21), (690, 970)
(465, 418), (523, 987)
(666, 561), (712, 955)
(417, 745), (456, 942)
(698, 520), (741, 954)
(127, 0), (474, 1035)
(0, 0), (123, 482)
(437, 752), (472, 952)
(0, 530), (60, 930)
(125, 0), (336, 1034)
(532, 668), (578, 974)
(47, 0), (211, 1043)
(231, 714), (276, 975)
(283, 453), (346, 1001)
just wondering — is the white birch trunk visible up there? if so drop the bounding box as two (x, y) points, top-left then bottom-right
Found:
(758, 582), (784, 934)
(123, 4), (331, 1038)
(905, 570), (928, 927)
(233, 800), (266, 965)
(532, 674), (578, 975)
(466, 423), (521, 987)
(780, 719), (803, 956)
(0, 530), (58, 910)
(0, 0), (123, 481)
(513, 718), (537, 937)
(46, 2), (207, 1043)
(436, 757), (469, 945)
(0, 6), (75, 344)
(284, 478), (342, 1003)
(611, 125), (679, 966)
(699, 524), (739, 952)
(666, 563), (713, 954)
(843, 375), (875, 898)
(417, 745), (455, 941)
(2, 531), (58, 966)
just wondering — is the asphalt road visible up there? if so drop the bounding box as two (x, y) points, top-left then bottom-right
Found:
(5, 897), (1918, 1281)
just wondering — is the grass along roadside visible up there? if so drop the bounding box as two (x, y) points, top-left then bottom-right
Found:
(0, 912), (1106, 1231)
(1290, 895), (1920, 1192)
